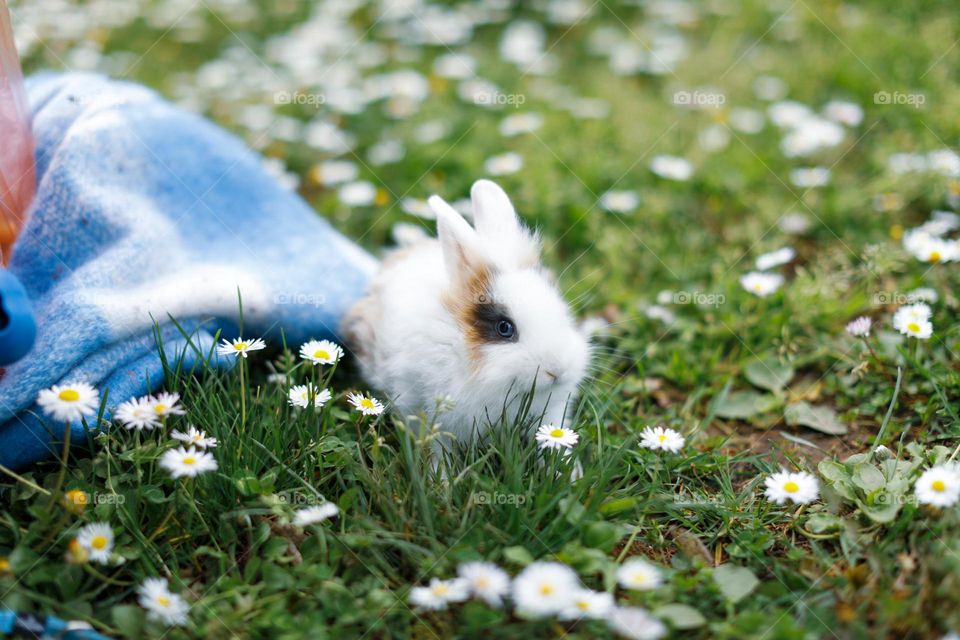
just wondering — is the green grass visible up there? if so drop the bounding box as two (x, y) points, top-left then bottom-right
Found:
(5, 0), (960, 637)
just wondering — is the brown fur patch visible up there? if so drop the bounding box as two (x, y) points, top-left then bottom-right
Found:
(442, 261), (494, 368)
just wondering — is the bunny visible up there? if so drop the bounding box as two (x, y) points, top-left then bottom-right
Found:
(342, 179), (590, 442)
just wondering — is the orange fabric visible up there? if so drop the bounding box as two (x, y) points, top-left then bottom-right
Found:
(0, 0), (34, 264)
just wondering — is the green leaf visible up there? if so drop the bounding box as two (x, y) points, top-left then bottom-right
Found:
(139, 485), (166, 504)
(745, 358), (795, 393)
(818, 460), (851, 484)
(805, 513), (844, 534)
(851, 464), (885, 492)
(715, 391), (780, 419)
(654, 603), (707, 629)
(111, 604), (145, 638)
(502, 546), (534, 567)
(858, 498), (901, 523)
(713, 564), (759, 604)
(784, 402), (847, 435)
(581, 521), (623, 552)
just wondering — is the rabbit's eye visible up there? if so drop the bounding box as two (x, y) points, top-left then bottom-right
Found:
(495, 319), (516, 339)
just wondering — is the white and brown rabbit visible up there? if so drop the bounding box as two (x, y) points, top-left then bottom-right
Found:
(342, 179), (590, 441)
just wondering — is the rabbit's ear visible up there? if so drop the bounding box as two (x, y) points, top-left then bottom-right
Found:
(470, 179), (522, 241)
(429, 195), (481, 278)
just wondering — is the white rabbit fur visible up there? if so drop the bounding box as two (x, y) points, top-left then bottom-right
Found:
(342, 179), (590, 441)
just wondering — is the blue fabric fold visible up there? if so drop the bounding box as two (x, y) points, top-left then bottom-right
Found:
(0, 72), (377, 469)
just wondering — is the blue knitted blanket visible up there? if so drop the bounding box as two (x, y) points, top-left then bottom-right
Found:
(0, 73), (376, 468)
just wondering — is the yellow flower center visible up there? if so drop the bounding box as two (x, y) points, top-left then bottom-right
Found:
(539, 584), (554, 595)
(783, 481), (800, 493)
(432, 584), (449, 596)
(156, 595), (170, 608)
(658, 434), (667, 442)
(0, 558), (10, 573)
(360, 398), (375, 409)
(929, 251), (941, 263)
(550, 428), (565, 438)
(753, 284), (763, 292)
(182, 457), (196, 466)
(234, 342), (248, 350)
(313, 349), (330, 360)
(907, 322), (921, 333)
(66, 489), (88, 506)
(475, 577), (489, 588)
(59, 389), (80, 402)
(90, 535), (108, 550)
(932, 479), (947, 492)
(153, 404), (166, 414)
(576, 599), (590, 610)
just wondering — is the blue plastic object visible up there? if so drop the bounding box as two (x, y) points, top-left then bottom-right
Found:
(0, 269), (35, 366)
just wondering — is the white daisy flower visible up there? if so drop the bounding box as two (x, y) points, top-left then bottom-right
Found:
(409, 577), (470, 610)
(170, 425), (217, 449)
(309, 160), (357, 187)
(906, 287), (938, 304)
(559, 589), (614, 620)
(780, 117), (845, 157)
(288, 384), (332, 409)
(649, 155), (693, 181)
(338, 180), (378, 207)
(903, 229), (960, 263)
(535, 424), (579, 450)
(137, 577), (189, 626)
(617, 558), (664, 591)
(483, 152), (524, 176)
(823, 100), (863, 127)
(159, 447), (218, 479)
(639, 426), (685, 453)
(645, 305), (676, 324)
(147, 391), (185, 419)
(347, 392), (385, 416)
(608, 606), (668, 640)
(114, 396), (161, 430)
(778, 212), (811, 234)
(368, 139), (405, 166)
(36, 382), (99, 423)
(729, 107), (765, 134)
(755, 246), (795, 270)
(457, 561), (511, 608)
(763, 470), (819, 505)
(293, 503), (339, 526)
(915, 465), (960, 508)
(299, 339), (344, 366)
(216, 337), (266, 359)
(789, 167), (831, 188)
(499, 113), (543, 137)
(600, 190), (640, 214)
(892, 304), (934, 339)
(845, 316), (872, 338)
(768, 100), (813, 128)
(740, 271), (784, 297)
(75, 522), (114, 564)
(512, 561), (580, 617)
